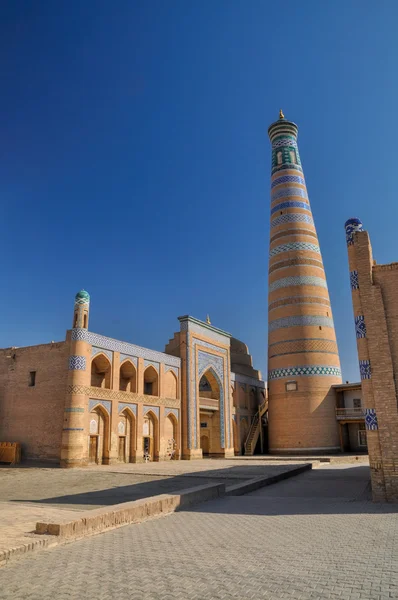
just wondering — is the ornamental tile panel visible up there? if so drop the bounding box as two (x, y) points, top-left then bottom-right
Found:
(269, 242), (320, 257)
(143, 405), (160, 418)
(359, 360), (372, 380)
(92, 347), (113, 362)
(269, 275), (327, 292)
(118, 402), (137, 415)
(350, 270), (359, 290)
(271, 213), (314, 228)
(66, 385), (180, 407)
(272, 138), (298, 149)
(355, 315), (367, 338)
(271, 175), (305, 188)
(165, 365), (179, 375)
(68, 355), (86, 370)
(345, 218), (364, 245)
(71, 329), (181, 367)
(269, 315), (335, 333)
(144, 360), (159, 370)
(268, 365), (341, 379)
(365, 408), (378, 430)
(89, 399), (111, 413)
(120, 354), (138, 366)
(165, 408), (179, 419)
(271, 201), (311, 215)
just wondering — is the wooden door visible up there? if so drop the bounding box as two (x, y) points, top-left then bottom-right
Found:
(89, 436), (98, 463)
(118, 437), (126, 462)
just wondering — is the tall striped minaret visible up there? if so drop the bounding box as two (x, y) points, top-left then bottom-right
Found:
(267, 111), (342, 454)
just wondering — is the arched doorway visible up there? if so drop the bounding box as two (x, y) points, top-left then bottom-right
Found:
(118, 408), (136, 462)
(88, 404), (110, 464)
(91, 354), (111, 389)
(198, 368), (222, 457)
(164, 413), (178, 459)
(143, 366), (159, 397)
(240, 418), (248, 455)
(143, 410), (158, 461)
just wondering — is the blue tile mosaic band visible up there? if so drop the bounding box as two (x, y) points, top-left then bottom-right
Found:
(270, 242), (320, 257)
(271, 213), (314, 228)
(350, 270), (359, 290)
(345, 218), (364, 245)
(359, 359), (371, 380)
(165, 365), (179, 376)
(272, 163), (303, 176)
(68, 355), (86, 370)
(89, 399), (111, 413)
(71, 329), (181, 367)
(365, 408), (378, 430)
(271, 175), (305, 189)
(272, 138), (298, 149)
(271, 187), (308, 203)
(269, 275), (327, 292)
(269, 315), (335, 333)
(268, 365), (341, 379)
(62, 427), (84, 431)
(118, 402), (137, 416)
(271, 201), (311, 215)
(355, 315), (367, 339)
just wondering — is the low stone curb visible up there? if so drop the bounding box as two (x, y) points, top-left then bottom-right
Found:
(0, 537), (57, 567)
(225, 463), (312, 495)
(36, 482), (225, 539)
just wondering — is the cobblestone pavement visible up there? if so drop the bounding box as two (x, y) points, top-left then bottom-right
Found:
(0, 459), (303, 553)
(2, 463), (398, 599)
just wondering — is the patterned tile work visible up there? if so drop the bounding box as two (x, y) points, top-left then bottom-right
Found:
(269, 338), (338, 358)
(271, 175), (305, 189)
(350, 270), (359, 290)
(165, 365), (179, 376)
(365, 408), (378, 430)
(71, 329), (181, 367)
(271, 187), (308, 202)
(345, 218), (364, 245)
(120, 354), (138, 366)
(270, 228), (317, 243)
(92, 347), (113, 362)
(143, 405), (160, 418)
(269, 257), (324, 275)
(355, 315), (367, 338)
(268, 295), (330, 312)
(89, 399), (111, 413)
(68, 355), (86, 370)
(268, 365), (341, 379)
(272, 138), (298, 149)
(269, 315), (335, 333)
(270, 242), (321, 258)
(118, 402), (137, 416)
(269, 275), (327, 292)
(359, 360), (372, 380)
(271, 213), (314, 228)
(271, 201), (311, 215)
(180, 318), (231, 345)
(67, 385), (180, 407)
(144, 360), (159, 371)
(62, 427), (84, 431)
(165, 408), (179, 419)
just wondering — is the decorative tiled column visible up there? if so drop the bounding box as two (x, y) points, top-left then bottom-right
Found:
(61, 290), (92, 467)
(345, 218), (386, 500)
(267, 113), (342, 454)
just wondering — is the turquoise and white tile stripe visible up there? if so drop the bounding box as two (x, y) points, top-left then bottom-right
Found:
(269, 315), (334, 333)
(271, 175), (306, 189)
(271, 213), (314, 228)
(268, 365), (341, 379)
(270, 242), (320, 257)
(269, 275), (327, 292)
(271, 187), (308, 203)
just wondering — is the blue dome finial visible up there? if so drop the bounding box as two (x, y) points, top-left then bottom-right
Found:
(75, 289), (90, 304)
(345, 218), (364, 245)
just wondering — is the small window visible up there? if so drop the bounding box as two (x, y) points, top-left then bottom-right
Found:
(289, 150), (296, 164)
(353, 398), (361, 409)
(358, 430), (367, 446)
(73, 314), (78, 328)
(280, 211), (283, 215)
(29, 371), (36, 387)
(144, 381), (153, 395)
(326, 311), (329, 317)
(319, 326), (322, 330)
(200, 422), (208, 428)
(277, 151), (282, 165)
(83, 314), (88, 328)
(286, 381), (297, 391)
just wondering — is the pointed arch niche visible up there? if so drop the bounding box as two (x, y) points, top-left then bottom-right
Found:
(117, 406), (136, 462)
(119, 360), (137, 393)
(143, 365), (159, 396)
(88, 403), (110, 464)
(91, 353), (111, 389)
(198, 367), (222, 457)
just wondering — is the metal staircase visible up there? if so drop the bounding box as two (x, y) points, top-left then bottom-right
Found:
(244, 398), (268, 456)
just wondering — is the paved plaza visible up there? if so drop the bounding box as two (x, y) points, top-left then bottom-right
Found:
(1, 463), (398, 599)
(0, 458), (304, 553)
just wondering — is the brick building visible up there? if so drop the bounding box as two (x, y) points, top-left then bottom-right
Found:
(345, 218), (398, 501)
(0, 290), (265, 465)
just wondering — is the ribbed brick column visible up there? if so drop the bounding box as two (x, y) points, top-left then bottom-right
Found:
(267, 112), (342, 454)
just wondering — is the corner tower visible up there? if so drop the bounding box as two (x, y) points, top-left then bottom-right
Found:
(267, 112), (342, 454)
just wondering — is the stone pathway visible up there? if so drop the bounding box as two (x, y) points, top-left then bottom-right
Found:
(0, 458), (304, 554)
(1, 463), (397, 599)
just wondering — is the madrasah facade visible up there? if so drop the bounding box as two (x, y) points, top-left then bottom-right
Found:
(2, 111), (388, 473)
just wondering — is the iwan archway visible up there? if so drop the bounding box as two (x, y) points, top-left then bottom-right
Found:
(198, 368), (223, 456)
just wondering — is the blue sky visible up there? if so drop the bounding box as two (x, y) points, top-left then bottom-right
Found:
(1, 1), (397, 382)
